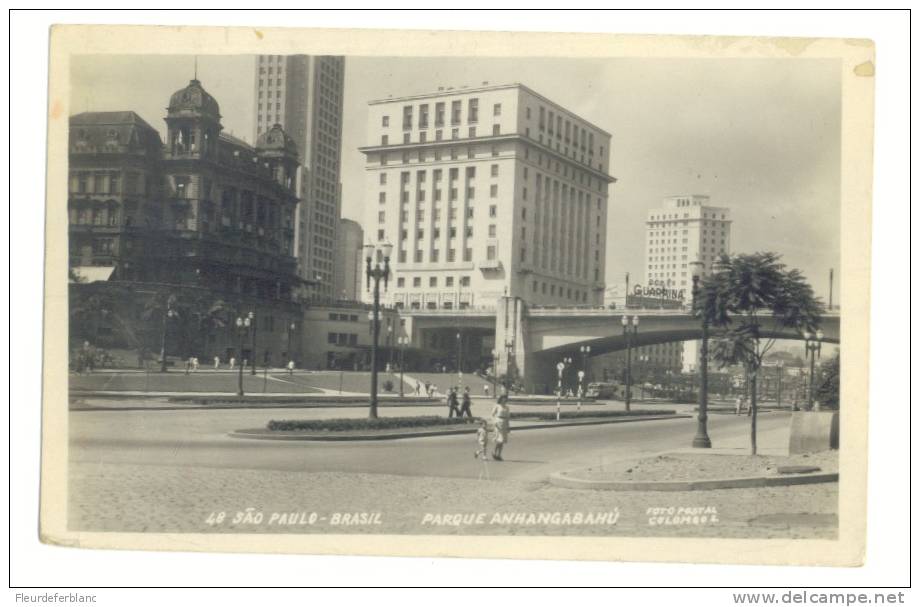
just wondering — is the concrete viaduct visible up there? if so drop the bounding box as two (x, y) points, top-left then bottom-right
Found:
(402, 296), (841, 393)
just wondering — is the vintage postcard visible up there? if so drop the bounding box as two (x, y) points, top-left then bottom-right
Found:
(41, 25), (873, 565)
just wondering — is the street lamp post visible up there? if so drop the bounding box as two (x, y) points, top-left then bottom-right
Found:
(490, 348), (498, 396)
(803, 329), (824, 411)
(364, 241), (394, 419)
(579, 345), (591, 384)
(397, 335), (408, 397)
(621, 314), (639, 411)
(235, 314), (251, 397)
(287, 322), (296, 368)
(159, 297), (177, 373)
(249, 310), (257, 375)
(690, 261), (712, 448)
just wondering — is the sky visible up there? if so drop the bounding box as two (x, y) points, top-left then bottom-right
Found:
(71, 54), (841, 299)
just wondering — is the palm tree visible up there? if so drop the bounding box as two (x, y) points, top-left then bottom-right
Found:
(699, 252), (822, 455)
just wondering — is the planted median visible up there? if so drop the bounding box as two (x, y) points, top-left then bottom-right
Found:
(228, 408), (685, 441)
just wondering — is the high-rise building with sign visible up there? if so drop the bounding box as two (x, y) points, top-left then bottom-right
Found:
(645, 194), (733, 371)
(253, 54), (345, 298)
(359, 82), (614, 310)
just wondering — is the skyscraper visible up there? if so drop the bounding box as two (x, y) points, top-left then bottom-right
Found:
(645, 194), (732, 289)
(645, 194), (732, 372)
(335, 217), (364, 301)
(359, 82), (613, 310)
(253, 55), (345, 298)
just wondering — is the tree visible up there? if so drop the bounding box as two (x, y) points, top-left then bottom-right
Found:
(815, 352), (840, 410)
(699, 252), (823, 455)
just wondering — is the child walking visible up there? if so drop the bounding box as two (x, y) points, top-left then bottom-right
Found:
(474, 419), (489, 460)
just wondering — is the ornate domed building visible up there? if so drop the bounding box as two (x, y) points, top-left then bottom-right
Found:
(69, 78), (308, 366)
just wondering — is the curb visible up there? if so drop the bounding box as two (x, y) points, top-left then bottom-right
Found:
(228, 414), (691, 442)
(548, 470), (839, 492)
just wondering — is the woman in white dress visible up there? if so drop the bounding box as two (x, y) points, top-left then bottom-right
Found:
(490, 395), (511, 461)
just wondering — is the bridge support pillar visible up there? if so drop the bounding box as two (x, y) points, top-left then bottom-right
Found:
(494, 296), (529, 390)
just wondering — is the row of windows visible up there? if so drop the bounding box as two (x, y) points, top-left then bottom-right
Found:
(328, 313), (359, 322)
(327, 333), (359, 346)
(376, 144), (607, 194)
(396, 275), (471, 288)
(530, 280), (590, 303)
(650, 212), (729, 221)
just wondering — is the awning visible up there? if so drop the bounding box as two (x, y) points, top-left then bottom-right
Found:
(71, 266), (115, 283)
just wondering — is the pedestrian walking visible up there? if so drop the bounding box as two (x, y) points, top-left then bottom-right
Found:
(214, 356), (220, 370)
(484, 384), (490, 397)
(415, 381), (422, 396)
(459, 386), (473, 418)
(192, 357), (200, 372)
(447, 387), (461, 418)
(229, 357), (236, 370)
(490, 394), (511, 461)
(735, 395), (743, 415)
(287, 360), (295, 375)
(425, 381), (431, 397)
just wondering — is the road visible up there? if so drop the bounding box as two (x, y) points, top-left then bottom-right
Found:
(70, 403), (791, 482)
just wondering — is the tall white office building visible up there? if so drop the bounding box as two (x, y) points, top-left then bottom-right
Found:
(253, 54), (345, 297)
(359, 82), (614, 310)
(645, 194), (732, 372)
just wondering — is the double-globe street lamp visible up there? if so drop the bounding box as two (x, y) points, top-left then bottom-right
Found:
(621, 314), (639, 412)
(579, 345), (592, 397)
(235, 312), (253, 397)
(364, 240), (394, 419)
(690, 260), (712, 448)
(802, 328), (824, 411)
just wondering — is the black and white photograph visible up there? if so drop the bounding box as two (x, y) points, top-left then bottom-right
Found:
(37, 24), (875, 567)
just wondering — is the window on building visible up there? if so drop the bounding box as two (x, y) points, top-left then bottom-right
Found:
(379, 192), (386, 204)
(414, 250), (423, 262)
(446, 276), (454, 287)
(435, 102), (445, 126)
(465, 227), (473, 238)
(378, 211), (385, 223)
(381, 135), (388, 146)
(379, 173), (387, 185)
(413, 277), (421, 287)
(429, 276), (437, 287)
(492, 124), (501, 136)
(468, 126), (476, 138)
(463, 248), (472, 262)
(447, 249), (456, 262)
(382, 115), (389, 127)
(468, 98), (479, 123)
(466, 207), (474, 219)
(467, 187), (475, 199)
(460, 276), (470, 287)
(397, 277), (405, 288)
(490, 184), (498, 198)
(489, 205), (497, 218)
(377, 229), (385, 240)
(419, 104), (429, 129)
(488, 224), (497, 237)
(402, 105), (413, 130)
(451, 100), (461, 125)
(487, 245), (497, 260)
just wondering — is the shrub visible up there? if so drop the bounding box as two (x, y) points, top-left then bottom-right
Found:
(267, 416), (479, 433)
(382, 379), (394, 392)
(510, 409), (675, 421)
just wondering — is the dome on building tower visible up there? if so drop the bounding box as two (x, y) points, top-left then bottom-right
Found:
(167, 79), (221, 122)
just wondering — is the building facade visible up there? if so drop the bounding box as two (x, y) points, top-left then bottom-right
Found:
(334, 218), (364, 301)
(69, 78), (305, 367)
(359, 83), (614, 311)
(300, 302), (400, 371)
(253, 55), (345, 297)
